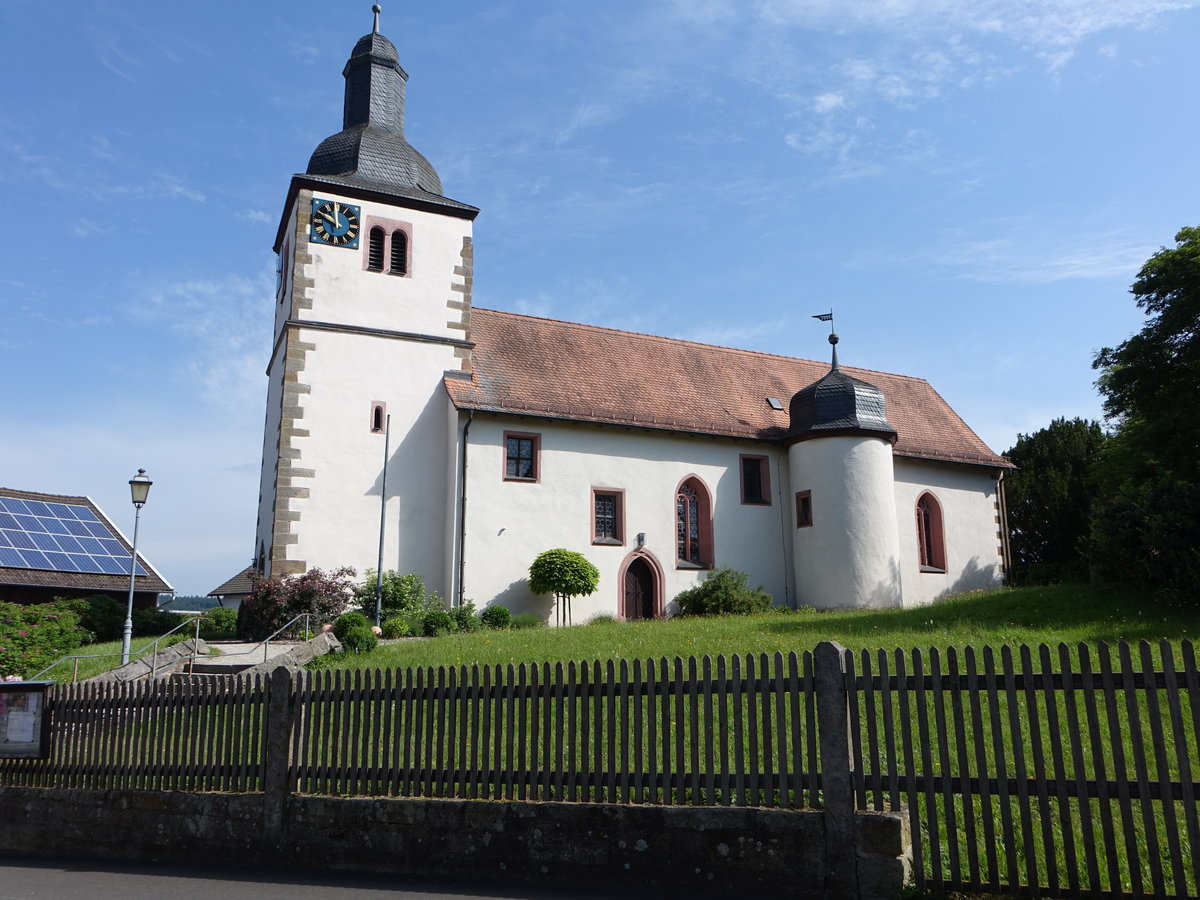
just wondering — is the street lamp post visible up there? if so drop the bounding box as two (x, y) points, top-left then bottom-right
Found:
(120, 468), (153, 665)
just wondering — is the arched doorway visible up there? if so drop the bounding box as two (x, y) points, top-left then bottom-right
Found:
(623, 557), (657, 620)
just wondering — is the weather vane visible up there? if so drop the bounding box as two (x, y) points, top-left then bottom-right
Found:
(811, 310), (834, 333)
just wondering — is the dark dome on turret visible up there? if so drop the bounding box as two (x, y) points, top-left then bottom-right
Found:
(305, 7), (445, 198)
(786, 334), (897, 444)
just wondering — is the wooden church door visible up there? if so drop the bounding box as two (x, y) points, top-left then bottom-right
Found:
(623, 558), (656, 620)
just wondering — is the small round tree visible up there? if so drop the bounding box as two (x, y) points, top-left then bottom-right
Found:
(528, 549), (599, 627)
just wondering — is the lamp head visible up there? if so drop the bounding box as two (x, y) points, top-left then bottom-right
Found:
(129, 468), (153, 508)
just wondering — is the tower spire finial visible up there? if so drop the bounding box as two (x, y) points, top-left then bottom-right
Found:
(811, 309), (838, 369)
(372, 4), (382, 33)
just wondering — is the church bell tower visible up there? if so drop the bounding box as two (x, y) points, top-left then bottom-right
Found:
(254, 6), (479, 594)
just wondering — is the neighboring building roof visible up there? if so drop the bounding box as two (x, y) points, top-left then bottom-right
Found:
(207, 565), (257, 598)
(444, 309), (1011, 469)
(0, 487), (172, 594)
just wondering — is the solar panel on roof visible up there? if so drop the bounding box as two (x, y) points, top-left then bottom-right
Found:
(6, 530), (35, 550)
(0, 496), (155, 583)
(30, 533), (60, 552)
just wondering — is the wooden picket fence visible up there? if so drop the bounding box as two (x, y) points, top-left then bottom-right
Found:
(1, 639), (1197, 899)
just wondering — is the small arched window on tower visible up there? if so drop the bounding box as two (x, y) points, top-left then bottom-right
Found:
(369, 401), (386, 434)
(389, 229), (409, 275)
(675, 477), (713, 568)
(915, 492), (946, 572)
(367, 227), (386, 271)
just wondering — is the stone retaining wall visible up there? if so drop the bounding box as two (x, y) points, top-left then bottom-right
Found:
(0, 787), (908, 898)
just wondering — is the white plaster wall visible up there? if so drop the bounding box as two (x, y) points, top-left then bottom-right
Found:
(789, 436), (903, 610)
(893, 457), (1005, 606)
(252, 343), (287, 570)
(459, 416), (794, 623)
(298, 189), (471, 339)
(286, 328), (459, 597)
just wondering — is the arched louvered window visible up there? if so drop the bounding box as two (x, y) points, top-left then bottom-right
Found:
(916, 492), (946, 572)
(389, 230), (409, 275)
(675, 477), (713, 568)
(367, 227), (385, 271)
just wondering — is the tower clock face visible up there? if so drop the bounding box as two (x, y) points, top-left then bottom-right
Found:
(309, 198), (361, 248)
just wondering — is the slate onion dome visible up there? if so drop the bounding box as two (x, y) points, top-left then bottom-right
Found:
(786, 333), (898, 444)
(306, 4), (445, 197)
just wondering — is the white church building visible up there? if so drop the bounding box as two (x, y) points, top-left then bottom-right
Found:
(253, 10), (1012, 622)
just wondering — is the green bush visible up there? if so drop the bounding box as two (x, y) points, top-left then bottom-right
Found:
(479, 604), (511, 630)
(334, 611), (370, 641)
(237, 566), (356, 641)
(355, 570), (428, 622)
(380, 617), (409, 639)
(449, 600), (480, 633)
(588, 614), (618, 625)
(0, 602), (86, 679)
(341, 625), (378, 654)
(199, 606), (239, 636)
(54, 594), (124, 643)
(421, 609), (454, 637)
(132, 608), (184, 636)
(673, 568), (772, 617)
(510, 612), (545, 630)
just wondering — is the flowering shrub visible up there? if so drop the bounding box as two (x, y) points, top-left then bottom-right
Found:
(0, 601), (86, 680)
(236, 567), (356, 641)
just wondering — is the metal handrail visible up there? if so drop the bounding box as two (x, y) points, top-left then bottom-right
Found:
(171, 619), (319, 681)
(28, 614), (206, 683)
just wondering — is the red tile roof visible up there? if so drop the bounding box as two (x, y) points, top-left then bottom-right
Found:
(444, 309), (1009, 469)
(0, 487), (172, 594)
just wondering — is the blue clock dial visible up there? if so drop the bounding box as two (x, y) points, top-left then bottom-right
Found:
(309, 198), (361, 248)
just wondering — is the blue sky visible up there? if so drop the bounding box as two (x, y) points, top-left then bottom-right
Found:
(2, 0), (1197, 595)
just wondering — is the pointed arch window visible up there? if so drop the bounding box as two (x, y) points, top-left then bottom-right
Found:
(916, 492), (946, 572)
(675, 477), (713, 568)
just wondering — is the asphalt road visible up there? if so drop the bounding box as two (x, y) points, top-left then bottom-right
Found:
(0, 853), (655, 900)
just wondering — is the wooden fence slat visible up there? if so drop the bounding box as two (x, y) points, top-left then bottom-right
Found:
(787, 652), (804, 811)
(772, 652), (788, 810)
(964, 646), (996, 891)
(704, 655), (717, 808)
(717, 654), (731, 806)
(844, 650), (865, 812)
(894, 649), (924, 883)
(606, 660), (618, 804)
(1002, 645), (1037, 892)
(946, 647), (977, 891)
(1120, 641), (1163, 897)
(1078, 645), (1120, 894)
(1143, 641), (1186, 896)
(913, 648), (943, 890)
(1059, 643), (1100, 895)
(732, 654), (746, 807)
(688, 656), (701, 807)
(1180, 640), (1200, 895)
(556, 661), (568, 803)
(633, 658), (645, 805)
(1020, 644), (1056, 891)
(1099, 643), (1142, 896)
(804, 650), (819, 809)
(859, 650), (882, 811)
(745, 654), (759, 808)
(1039, 643), (1078, 897)
(672, 657), (686, 806)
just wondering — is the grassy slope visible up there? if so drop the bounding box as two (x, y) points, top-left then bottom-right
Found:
(316, 583), (1194, 671)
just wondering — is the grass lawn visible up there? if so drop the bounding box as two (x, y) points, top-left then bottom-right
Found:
(313, 582), (1194, 672)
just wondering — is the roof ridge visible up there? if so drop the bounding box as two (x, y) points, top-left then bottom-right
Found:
(473, 307), (931, 384)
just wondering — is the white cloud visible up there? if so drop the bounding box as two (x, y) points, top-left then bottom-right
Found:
(812, 92), (845, 113)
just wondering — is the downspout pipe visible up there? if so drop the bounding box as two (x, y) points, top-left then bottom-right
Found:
(457, 410), (474, 608)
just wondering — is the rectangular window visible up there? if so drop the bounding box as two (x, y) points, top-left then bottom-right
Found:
(740, 455), (771, 505)
(504, 432), (540, 481)
(592, 489), (624, 545)
(795, 490), (813, 528)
